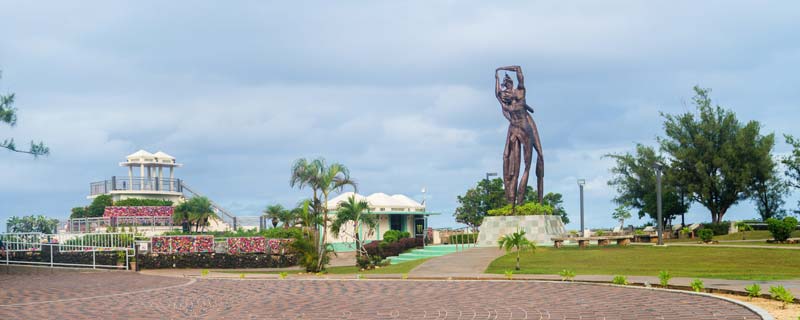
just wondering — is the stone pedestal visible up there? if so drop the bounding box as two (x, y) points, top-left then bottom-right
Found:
(477, 215), (566, 246)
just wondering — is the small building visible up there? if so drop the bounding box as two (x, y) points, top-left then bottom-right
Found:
(324, 192), (439, 251)
(88, 150), (185, 203)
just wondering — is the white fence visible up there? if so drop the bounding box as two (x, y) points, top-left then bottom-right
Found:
(63, 216), (176, 234)
(0, 232), (135, 270)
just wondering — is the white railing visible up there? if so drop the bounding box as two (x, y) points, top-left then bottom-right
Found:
(63, 216), (176, 234)
(0, 232), (135, 270)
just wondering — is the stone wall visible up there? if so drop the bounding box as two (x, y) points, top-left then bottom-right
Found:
(477, 215), (566, 246)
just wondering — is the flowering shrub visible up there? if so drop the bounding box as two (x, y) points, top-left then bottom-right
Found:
(151, 236), (214, 254)
(104, 206), (174, 218)
(227, 237), (267, 254)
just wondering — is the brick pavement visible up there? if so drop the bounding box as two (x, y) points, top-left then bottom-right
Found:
(0, 266), (765, 319)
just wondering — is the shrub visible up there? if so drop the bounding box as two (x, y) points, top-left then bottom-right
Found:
(595, 230), (605, 236)
(766, 217), (798, 242)
(382, 230), (411, 243)
(279, 272), (288, 279)
(137, 253), (297, 269)
(769, 285), (795, 309)
(488, 202), (554, 216)
(697, 229), (714, 242)
(658, 270), (671, 287)
(365, 237), (421, 260)
(745, 283), (761, 300)
(201, 269), (209, 277)
(113, 198), (173, 206)
(261, 227), (303, 239)
(612, 275), (628, 285)
(504, 270), (513, 280)
(449, 233), (478, 244)
(559, 269), (576, 282)
(690, 279), (704, 292)
(701, 222), (730, 236)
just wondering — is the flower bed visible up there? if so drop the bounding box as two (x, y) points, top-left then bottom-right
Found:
(151, 236), (214, 254)
(226, 237), (267, 254)
(104, 206), (174, 218)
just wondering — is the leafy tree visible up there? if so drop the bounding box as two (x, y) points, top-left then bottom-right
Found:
(497, 229), (536, 271)
(87, 194), (113, 218)
(542, 192), (569, 224)
(612, 205), (632, 228)
(782, 134), (800, 214)
(660, 86), (775, 223)
(750, 169), (789, 221)
(454, 178), (505, 229)
(264, 204), (285, 228)
(606, 144), (690, 227)
(0, 71), (49, 157)
(330, 195), (377, 257)
(70, 206), (88, 219)
(6, 215), (58, 233)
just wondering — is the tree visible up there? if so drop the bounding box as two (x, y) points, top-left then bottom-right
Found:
(612, 205), (632, 228)
(497, 229), (536, 271)
(782, 134), (800, 214)
(6, 215), (58, 233)
(70, 206), (88, 219)
(290, 157), (355, 271)
(1, 71), (49, 157)
(174, 196), (217, 232)
(606, 144), (690, 227)
(660, 86), (775, 223)
(454, 178), (506, 229)
(264, 204), (285, 228)
(542, 192), (570, 224)
(87, 195), (113, 218)
(330, 195), (377, 257)
(750, 169), (789, 221)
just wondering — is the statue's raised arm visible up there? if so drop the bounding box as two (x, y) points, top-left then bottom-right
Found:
(496, 65), (524, 90)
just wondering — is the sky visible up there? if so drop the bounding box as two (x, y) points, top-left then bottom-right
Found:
(1, 1), (799, 231)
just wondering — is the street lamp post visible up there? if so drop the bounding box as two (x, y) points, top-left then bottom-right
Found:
(653, 163), (664, 246)
(577, 179), (586, 237)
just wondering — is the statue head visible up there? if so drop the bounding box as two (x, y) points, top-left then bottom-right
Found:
(502, 73), (514, 90)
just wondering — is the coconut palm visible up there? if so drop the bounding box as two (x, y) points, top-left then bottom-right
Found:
(175, 196), (217, 232)
(331, 195), (377, 257)
(264, 204), (285, 228)
(498, 229), (537, 271)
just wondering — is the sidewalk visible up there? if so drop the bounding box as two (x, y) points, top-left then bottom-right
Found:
(409, 246), (505, 276)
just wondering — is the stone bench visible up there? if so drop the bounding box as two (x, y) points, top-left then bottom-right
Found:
(551, 236), (633, 248)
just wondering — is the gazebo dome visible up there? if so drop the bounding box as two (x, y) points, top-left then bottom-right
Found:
(153, 151), (176, 164)
(126, 149), (155, 162)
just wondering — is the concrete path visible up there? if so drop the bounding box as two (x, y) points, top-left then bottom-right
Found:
(410, 246), (505, 276)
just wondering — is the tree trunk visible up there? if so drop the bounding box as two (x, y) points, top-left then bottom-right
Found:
(317, 193), (330, 271)
(515, 250), (520, 271)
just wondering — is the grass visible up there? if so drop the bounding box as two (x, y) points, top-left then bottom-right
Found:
(713, 230), (800, 241)
(486, 246), (800, 280)
(218, 258), (428, 276)
(700, 241), (800, 247)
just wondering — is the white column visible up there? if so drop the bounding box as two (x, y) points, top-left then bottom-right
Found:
(128, 166), (133, 190)
(169, 167), (174, 191)
(139, 163), (144, 190)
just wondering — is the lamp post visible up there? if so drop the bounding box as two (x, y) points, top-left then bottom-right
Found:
(653, 163), (664, 245)
(577, 179), (586, 237)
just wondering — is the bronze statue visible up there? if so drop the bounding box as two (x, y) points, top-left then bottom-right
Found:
(495, 65), (544, 205)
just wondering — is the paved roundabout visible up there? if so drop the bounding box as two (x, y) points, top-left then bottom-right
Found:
(0, 268), (763, 319)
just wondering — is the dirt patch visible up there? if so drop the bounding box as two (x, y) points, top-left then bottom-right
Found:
(716, 293), (800, 320)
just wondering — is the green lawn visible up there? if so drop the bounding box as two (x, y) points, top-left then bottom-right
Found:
(713, 230), (800, 241)
(486, 246), (800, 280)
(701, 240), (800, 247)
(218, 259), (428, 275)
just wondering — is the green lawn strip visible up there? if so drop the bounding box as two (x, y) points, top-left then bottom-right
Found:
(216, 259), (428, 275)
(486, 246), (800, 281)
(713, 230), (800, 241)
(703, 241), (800, 247)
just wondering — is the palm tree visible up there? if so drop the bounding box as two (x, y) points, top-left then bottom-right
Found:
(331, 195), (376, 257)
(290, 157), (355, 271)
(264, 204), (285, 228)
(498, 229), (537, 271)
(175, 197), (217, 232)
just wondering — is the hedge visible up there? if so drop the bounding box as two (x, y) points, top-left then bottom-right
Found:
(701, 222), (730, 236)
(137, 253), (297, 269)
(364, 237), (422, 260)
(5, 249), (119, 266)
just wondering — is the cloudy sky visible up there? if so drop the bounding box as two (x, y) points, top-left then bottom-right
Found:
(1, 1), (799, 231)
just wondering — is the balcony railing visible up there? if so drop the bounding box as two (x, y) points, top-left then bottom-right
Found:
(90, 177), (183, 196)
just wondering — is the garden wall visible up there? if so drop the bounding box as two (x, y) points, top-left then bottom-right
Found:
(476, 215), (566, 246)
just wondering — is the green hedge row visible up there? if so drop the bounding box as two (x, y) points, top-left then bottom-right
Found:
(137, 253), (297, 269)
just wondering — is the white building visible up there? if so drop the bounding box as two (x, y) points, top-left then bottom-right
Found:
(324, 192), (438, 251)
(88, 150), (185, 203)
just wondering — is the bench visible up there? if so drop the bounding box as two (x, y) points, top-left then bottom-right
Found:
(551, 236), (633, 248)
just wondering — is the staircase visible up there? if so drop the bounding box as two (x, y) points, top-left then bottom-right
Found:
(386, 245), (460, 265)
(180, 182), (238, 229)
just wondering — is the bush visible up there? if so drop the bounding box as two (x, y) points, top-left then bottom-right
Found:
(137, 253), (297, 269)
(745, 283), (761, 300)
(382, 230), (410, 243)
(690, 279), (704, 292)
(559, 269), (576, 282)
(658, 270), (671, 287)
(769, 285), (795, 309)
(364, 237), (421, 260)
(504, 270), (513, 280)
(113, 199), (173, 206)
(612, 275), (628, 285)
(261, 227), (303, 239)
(697, 229), (714, 242)
(701, 222), (730, 236)
(766, 217), (798, 242)
(488, 202), (554, 216)
(449, 233), (478, 244)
